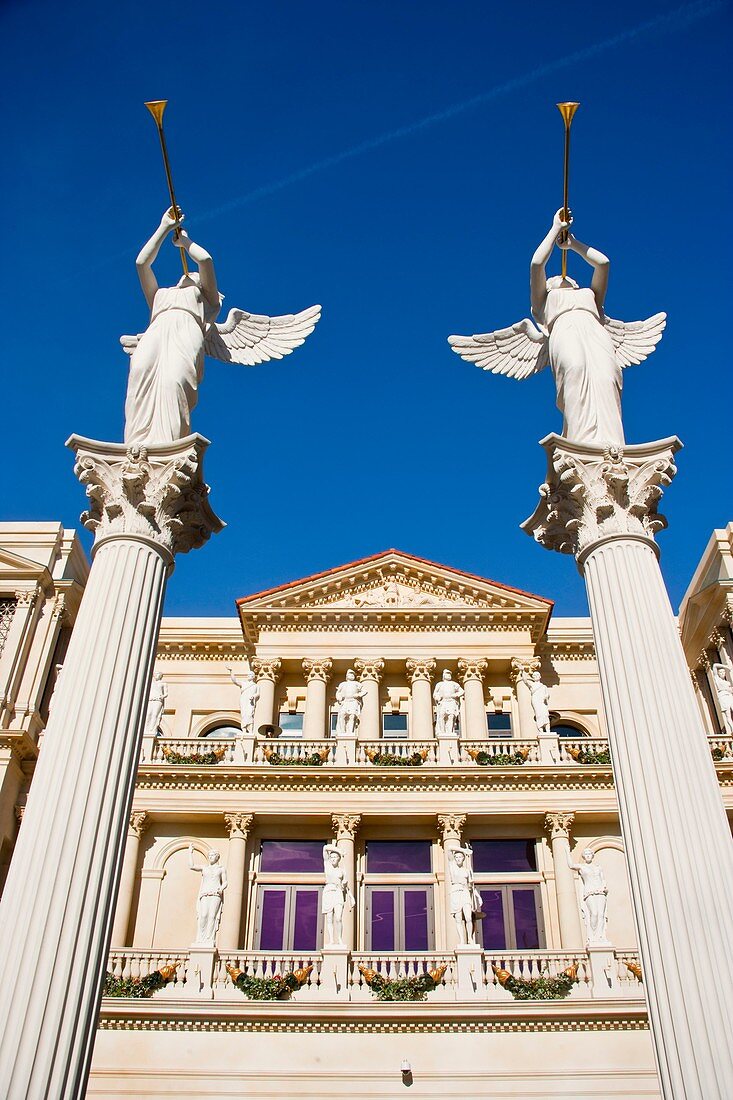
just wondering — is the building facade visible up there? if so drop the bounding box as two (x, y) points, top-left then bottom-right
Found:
(1, 530), (732, 1098)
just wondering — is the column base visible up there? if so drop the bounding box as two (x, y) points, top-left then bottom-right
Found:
(454, 944), (485, 1000)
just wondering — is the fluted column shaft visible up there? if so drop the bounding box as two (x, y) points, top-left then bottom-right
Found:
(302, 659), (332, 740)
(583, 536), (733, 1097)
(544, 813), (584, 949)
(332, 814), (360, 948)
(219, 814), (253, 950)
(0, 434), (221, 1100)
(406, 659), (436, 740)
(111, 812), (148, 947)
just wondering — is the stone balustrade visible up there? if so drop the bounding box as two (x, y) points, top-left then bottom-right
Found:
(354, 740), (439, 765)
(709, 735), (733, 761)
(458, 739), (540, 764)
(251, 738), (337, 765)
(103, 947), (644, 1004)
(557, 738), (611, 763)
(147, 737), (241, 765)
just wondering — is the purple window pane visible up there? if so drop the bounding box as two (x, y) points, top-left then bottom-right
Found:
(259, 889), (286, 950)
(479, 888), (506, 949)
(260, 840), (325, 873)
(403, 889), (429, 951)
(471, 839), (537, 874)
(366, 841), (431, 874)
(370, 890), (395, 951)
(512, 889), (540, 949)
(292, 889), (319, 951)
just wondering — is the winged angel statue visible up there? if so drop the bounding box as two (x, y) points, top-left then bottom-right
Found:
(448, 209), (666, 446)
(121, 209), (320, 444)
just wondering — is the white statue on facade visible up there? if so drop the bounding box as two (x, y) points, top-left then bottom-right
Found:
(447, 844), (483, 946)
(335, 669), (367, 736)
(433, 670), (464, 736)
(522, 669), (551, 736)
(449, 209), (666, 446)
(712, 664), (733, 735)
(321, 843), (355, 946)
(143, 671), (167, 737)
(567, 847), (610, 946)
(47, 663), (65, 720)
(188, 845), (227, 946)
(227, 667), (260, 735)
(121, 208), (321, 445)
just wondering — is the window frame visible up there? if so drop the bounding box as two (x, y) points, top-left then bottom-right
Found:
(486, 711), (513, 738)
(254, 883), (324, 951)
(381, 712), (409, 740)
(364, 883), (435, 951)
(474, 882), (546, 950)
(278, 711), (305, 738)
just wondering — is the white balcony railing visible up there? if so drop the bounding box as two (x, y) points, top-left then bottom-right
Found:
(483, 948), (592, 998)
(355, 740), (439, 765)
(557, 738), (611, 764)
(147, 737), (240, 765)
(458, 739), (540, 765)
(106, 949), (190, 996)
(251, 739), (336, 766)
(710, 736), (733, 762)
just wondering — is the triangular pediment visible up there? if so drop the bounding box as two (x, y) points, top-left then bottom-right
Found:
(237, 550), (552, 615)
(0, 547), (51, 587)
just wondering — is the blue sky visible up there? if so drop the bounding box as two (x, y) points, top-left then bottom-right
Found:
(1, 0), (730, 617)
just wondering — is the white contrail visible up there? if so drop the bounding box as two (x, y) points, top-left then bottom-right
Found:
(193, 0), (725, 226)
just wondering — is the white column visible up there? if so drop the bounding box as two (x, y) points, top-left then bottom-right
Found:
(302, 658), (332, 740)
(0, 434), (222, 1100)
(406, 658), (436, 740)
(252, 658), (281, 734)
(111, 811), (148, 947)
(354, 658), (384, 741)
(0, 586), (44, 727)
(219, 813), (253, 950)
(524, 433), (733, 1099)
(544, 812), (584, 949)
(437, 813), (466, 952)
(458, 658), (488, 739)
(331, 813), (361, 949)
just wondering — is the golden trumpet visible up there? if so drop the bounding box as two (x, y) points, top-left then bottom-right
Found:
(556, 101), (580, 280)
(144, 100), (188, 275)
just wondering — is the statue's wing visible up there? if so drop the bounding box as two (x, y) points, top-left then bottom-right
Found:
(603, 312), (667, 368)
(447, 319), (549, 379)
(204, 304), (321, 366)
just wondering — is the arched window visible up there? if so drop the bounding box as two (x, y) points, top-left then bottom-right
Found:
(199, 723), (240, 740)
(550, 720), (589, 739)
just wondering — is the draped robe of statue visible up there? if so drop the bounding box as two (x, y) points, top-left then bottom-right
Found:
(546, 286), (623, 445)
(124, 277), (218, 445)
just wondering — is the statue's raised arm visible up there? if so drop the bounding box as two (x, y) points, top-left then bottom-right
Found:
(448, 208), (666, 447)
(121, 210), (321, 446)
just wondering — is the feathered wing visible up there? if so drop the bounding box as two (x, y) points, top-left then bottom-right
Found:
(603, 312), (667, 368)
(204, 304), (321, 366)
(447, 318), (549, 379)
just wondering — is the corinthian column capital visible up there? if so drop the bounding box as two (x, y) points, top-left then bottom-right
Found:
(354, 658), (385, 683)
(129, 811), (149, 839)
(251, 657), (282, 683)
(510, 656), (541, 684)
(545, 811), (575, 841)
(522, 434), (681, 559)
(224, 812), (253, 839)
(406, 658), (437, 683)
(68, 434), (224, 561)
(332, 813), (361, 840)
(457, 657), (488, 683)
(302, 657), (333, 683)
(437, 814), (466, 843)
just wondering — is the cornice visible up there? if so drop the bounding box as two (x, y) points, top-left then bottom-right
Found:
(97, 997), (648, 1033)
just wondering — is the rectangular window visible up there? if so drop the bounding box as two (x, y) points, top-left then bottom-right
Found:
(476, 885), (543, 950)
(256, 885), (322, 951)
(382, 713), (408, 739)
(260, 839), (325, 873)
(366, 840), (432, 875)
(278, 712), (304, 736)
(471, 839), (537, 874)
(487, 712), (512, 736)
(366, 886), (432, 951)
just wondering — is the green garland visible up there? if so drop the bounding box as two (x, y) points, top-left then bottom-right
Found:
(471, 750), (528, 767)
(103, 966), (176, 999)
(265, 751), (326, 766)
(227, 964), (311, 999)
(367, 751), (426, 767)
(161, 747), (225, 765)
(570, 748), (611, 765)
(493, 963), (578, 1001)
(359, 965), (445, 1001)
